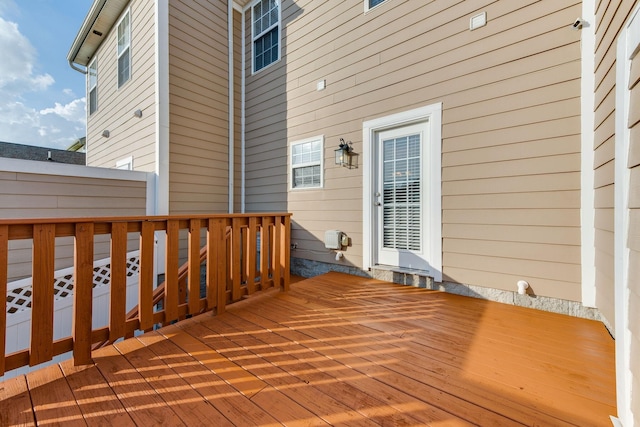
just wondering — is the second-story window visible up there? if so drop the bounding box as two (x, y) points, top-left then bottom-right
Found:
(88, 59), (97, 114)
(252, 0), (280, 73)
(117, 10), (131, 87)
(368, 0), (387, 10)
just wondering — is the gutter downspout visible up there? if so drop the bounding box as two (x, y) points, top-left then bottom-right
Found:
(241, 6), (246, 213)
(69, 60), (88, 74)
(228, 0), (235, 214)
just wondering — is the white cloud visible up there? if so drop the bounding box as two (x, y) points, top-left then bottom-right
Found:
(0, 98), (86, 149)
(0, 17), (54, 95)
(40, 98), (86, 124)
(0, 14), (85, 149)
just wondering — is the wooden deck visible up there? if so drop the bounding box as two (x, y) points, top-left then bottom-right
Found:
(0, 272), (616, 426)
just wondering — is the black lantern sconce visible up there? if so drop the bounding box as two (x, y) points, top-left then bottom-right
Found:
(334, 138), (358, 169)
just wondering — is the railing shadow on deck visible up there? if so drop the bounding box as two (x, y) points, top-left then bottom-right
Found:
(0, 213), (291, 376)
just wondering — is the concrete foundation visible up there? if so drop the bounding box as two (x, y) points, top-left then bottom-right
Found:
(291, 257), (607, 325)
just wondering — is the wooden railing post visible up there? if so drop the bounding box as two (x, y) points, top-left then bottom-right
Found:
(272, 216), (282, 290)
(164, 220), (179, 323)
(247, 217), (257, 294)
(231, 218), (242, 302)
(0, 224), (8, 375)
(73, 223), (94, 365)
(188, 219), (202, 314)
(109, 222), (127, 342)
(260, 217), (271, 290)
(30, 224), (55, 366)
(139, 221), (155, 331)
(281, 215), (291, 291)
(208, 218), (228, 314)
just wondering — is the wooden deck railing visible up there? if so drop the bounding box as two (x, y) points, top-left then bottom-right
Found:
(0, 213), (291, 375)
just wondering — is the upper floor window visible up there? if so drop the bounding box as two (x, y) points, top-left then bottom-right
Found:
(367, 0), (387, 10)
(291, 136), (323, 189)
(88, 59), (97, 115)
(252, 0), (280, 73)
(117, 10), (131, 87)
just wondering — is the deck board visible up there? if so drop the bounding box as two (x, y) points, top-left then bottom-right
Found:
(0, 272), (617, 426)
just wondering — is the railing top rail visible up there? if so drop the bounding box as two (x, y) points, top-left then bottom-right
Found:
(0, 212), (292, 226)
(0, 213), (292, 240)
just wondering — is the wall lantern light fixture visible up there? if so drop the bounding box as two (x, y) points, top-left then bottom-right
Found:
(334, 138), (358, 169)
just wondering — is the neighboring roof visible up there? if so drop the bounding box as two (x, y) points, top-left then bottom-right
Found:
(67, 0), (129, 71)
(0, 141), (86, 165)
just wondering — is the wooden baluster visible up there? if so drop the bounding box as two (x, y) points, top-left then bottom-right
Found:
(247, 217), (257, 294)
(205, 218), (218, 314)
(231, 218), (241, 301)
(30, 224), (55, 366)
(164, 220), (179, 323)
(207, 218), (226, 314)
(139, 221), (155, 331)
(272, 217), (282, 290)
(260, 217), (270, 289)
(188, 219), (201, 315)
(109, 222), (127, 342)
(0, 224), (8, 375)
(281, 215), (291, 291)
(73, 223), (94, 366)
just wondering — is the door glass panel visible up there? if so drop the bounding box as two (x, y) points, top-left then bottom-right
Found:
(382, 133), (422, 251)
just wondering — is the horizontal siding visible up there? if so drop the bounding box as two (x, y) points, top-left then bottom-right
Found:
(168, 0), (230, 215)
(593, 0), (639, 327)
(0, 166), (148, 281)
(86, 0), (156, 172)
(245, 0), (584, 299)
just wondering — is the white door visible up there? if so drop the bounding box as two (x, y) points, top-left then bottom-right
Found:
(374, 121), (431, 271)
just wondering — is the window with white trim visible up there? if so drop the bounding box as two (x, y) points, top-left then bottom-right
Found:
(116, 156), (133, 170)
(117, 10), (131, 87)
(252, 0), (280, 72)
(291, 136), (323, 189)
(367, 0), (387, 10)
(88, 59), (97, 115)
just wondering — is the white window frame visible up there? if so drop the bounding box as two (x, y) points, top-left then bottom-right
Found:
(116, 156), (134, 170)
(290, 135), (324, 190)
(365, 0), (389, 12)
(88, 58), (98, 115)
(251, 0), (281, 74)
(117, 9), (131, 88)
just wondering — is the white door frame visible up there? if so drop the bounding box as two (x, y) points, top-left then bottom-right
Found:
(363, 103), (442, 282)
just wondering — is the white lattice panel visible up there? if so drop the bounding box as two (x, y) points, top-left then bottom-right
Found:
(5, 252), (140, 315)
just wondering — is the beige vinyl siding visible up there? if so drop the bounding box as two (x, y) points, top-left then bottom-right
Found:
(86, 0), (156, 172)
(0, 163), (148, 281)
(593, 0), (638, 328)
(244, 0), (583, 300)
(168, 0), (230, 215)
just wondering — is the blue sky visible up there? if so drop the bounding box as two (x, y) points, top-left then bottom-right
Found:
(0, 0), (90, 149)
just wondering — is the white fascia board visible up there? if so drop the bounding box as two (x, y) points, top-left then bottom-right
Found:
(0, 157), (149, 182)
